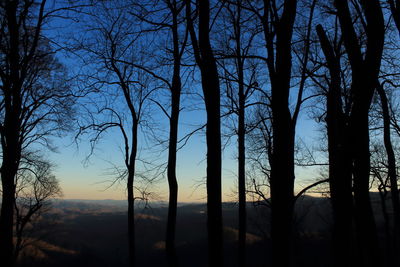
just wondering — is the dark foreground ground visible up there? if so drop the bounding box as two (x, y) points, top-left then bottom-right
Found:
(17, 195), (391, 267)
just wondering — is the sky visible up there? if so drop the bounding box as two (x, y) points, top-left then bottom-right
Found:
(38, 0), (325, 203)
(51, 106), (237, 202)
(49, 105), (321, 203)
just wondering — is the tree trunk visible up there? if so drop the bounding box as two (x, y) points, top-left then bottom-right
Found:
(127, 172), (135, 267)
(0, 169), (17, 267)
(270, 58), (296, 267)
(350, 106), (380, 267)
(235, 3), (246, 265)
(186, 1), (223, 266)
(199, 2), (223, 266)
(265, 1), (298, 266)
(0, 104), (21, 267)
(269, 111), (294, 267)
(317, 24), (355, 267)
(377, 84), (400, 265)
(377, 187), (391, 267)
(0, 2), (22, 266)
(166, 98), (179, 267)
(127, 121), (138, 267)
(166, 5), (182, 263)
(237, 65), (246, 267)
(201, 64), (223, 267)
(334, 1), (384, 265)
(388, 0), (400, 37)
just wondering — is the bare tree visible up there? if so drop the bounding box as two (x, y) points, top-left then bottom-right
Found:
(76, 2), (159, 266)
(315, 1), (385, 266)
(216, 1), (261, 264)
(261, 0), (298, 264)
(244, 0), (320, 265)
(316, 23), (355, 267)
(368, 81), (400, 266)
(0, 1), (81, 265)
(130, 1), (188, 265)
(13, 154), (62, 262)
(333, 1), (385, 266)
(185, 0), (223, 266)
(377, 83), (400, 241)
(387, 0), (400, 36)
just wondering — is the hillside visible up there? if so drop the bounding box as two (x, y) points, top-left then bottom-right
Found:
(17, 194), (390, 267)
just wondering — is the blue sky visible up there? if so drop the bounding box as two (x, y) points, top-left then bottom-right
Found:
(50, 105), (322, 202)
(41, 0), (325, 203)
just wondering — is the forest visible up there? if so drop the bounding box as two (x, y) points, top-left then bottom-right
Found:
(0, 0), (400, 266)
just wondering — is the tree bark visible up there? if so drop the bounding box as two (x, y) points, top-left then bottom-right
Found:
(262, 1), (298, 266)
(166, 2), (182, 265)
(234, 2), (246, 266)
(200, 48), (223, 267)
(166, 93), (179, 267)
(377, 84), (400, 265)
(388, 0), (400, 37)
(0, 1), (23, 266)
(0, 169), (17, 267)
(334, 1), (385, 266)
(237, 57), (246, 267)
(317, 24), (355, 267)
(186, 1), (223, 266)
(127, 120), (138, 267)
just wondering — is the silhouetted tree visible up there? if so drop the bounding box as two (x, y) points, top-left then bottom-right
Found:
(185, 0), (223, 266)
(388, 0), (400, 36)
(262, 0), (298, 264)
(216, 1), (261, 265)
(76, 2), (160, 266)
(315, 1), (385, 266)
(370, 141), (396, 265)
(163, 2), (185, 265)
(13, 155), (62, 262)
(130, 1), (188, 265)
(245, 0), (320, 265)
(316, 23), (355, 267)
(0, 1), (78, 265)
(161, 2), (186, 265)
(376, 82), (400, 263)
(333, 1), (385, 266)
(379, 1), (400, 258)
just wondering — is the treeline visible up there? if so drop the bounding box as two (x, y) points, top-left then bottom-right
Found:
(0, 0), (400, 267)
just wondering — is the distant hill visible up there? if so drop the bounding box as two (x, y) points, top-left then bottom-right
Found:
(17, 193), (394, 267)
